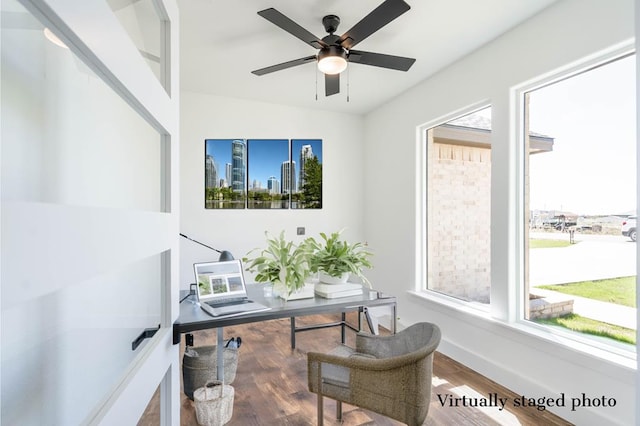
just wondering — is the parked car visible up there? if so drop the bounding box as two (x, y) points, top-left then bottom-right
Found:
(621, 216), (636, 241)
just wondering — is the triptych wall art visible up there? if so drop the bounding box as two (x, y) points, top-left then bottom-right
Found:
(205, 139), (323, 209)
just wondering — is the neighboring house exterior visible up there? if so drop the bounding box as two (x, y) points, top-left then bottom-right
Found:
(427, 114), (554, 303)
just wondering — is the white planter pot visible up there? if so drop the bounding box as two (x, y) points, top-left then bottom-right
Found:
(318, 271), (350, 285)
(273, 282), (315, 301)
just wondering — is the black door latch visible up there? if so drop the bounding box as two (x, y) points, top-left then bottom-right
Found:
(132, 324), (161, 351)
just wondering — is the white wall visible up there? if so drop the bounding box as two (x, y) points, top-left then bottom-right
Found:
(179, 92), (365, 286)
(363, 0), (636, 425)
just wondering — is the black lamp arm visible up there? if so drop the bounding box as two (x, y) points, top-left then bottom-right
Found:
(179, 233), (222, 254)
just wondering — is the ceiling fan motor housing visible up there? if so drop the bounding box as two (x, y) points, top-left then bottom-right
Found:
(322, 14), (340, 34)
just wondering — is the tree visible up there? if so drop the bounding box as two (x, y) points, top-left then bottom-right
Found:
(301, 156), (322, 208)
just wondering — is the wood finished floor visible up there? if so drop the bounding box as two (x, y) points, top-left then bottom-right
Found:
(139, 314), (573, 425)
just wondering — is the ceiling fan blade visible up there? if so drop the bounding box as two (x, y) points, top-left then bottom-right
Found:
(252, 56), (317, 76)
(257, 8), (328, 49)
(325, 74), (340, 96)
(348, 50), (415, 71)
(339, 0), (410, 50)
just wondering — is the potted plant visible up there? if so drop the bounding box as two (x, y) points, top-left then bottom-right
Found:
(243, 230), (312, 300)
(306, 230), (373, 286)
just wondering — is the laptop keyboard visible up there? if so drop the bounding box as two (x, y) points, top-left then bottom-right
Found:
(206, 298), (249, 307)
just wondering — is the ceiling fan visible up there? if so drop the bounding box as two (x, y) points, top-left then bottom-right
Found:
(251, 0), (416, 97)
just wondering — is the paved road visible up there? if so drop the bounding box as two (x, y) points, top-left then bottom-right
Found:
(529, 232), (636, 329)
(529, 232), (636, 285)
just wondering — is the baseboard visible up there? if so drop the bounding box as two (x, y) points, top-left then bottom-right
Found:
(435, 339), (619, 426)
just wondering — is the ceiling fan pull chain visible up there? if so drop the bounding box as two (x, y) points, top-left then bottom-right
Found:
(315, 67), (318, 101)
(347, 66), (350, 102)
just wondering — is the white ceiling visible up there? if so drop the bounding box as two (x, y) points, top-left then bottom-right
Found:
(178, 0), (558, 115)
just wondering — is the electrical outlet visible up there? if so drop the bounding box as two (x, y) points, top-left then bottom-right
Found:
(297, 227), (305, 235)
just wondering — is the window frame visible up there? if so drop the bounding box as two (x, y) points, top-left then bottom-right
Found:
(513, 44), (636, 357)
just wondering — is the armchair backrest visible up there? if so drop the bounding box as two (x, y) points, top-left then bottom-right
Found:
(351, 322), (441, 425)
(355, 322), (441, 359)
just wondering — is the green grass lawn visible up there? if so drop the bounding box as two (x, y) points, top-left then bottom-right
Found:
(537, 276), (636, 307)
(535, 314), (636, 345)
(530, 239), (573, 249)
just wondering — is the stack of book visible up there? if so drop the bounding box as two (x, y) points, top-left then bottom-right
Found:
(314, 282), (363, 299)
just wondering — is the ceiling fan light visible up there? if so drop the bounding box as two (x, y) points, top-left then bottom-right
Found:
(317, 46), (347, 75)
(43, 28), (68, 49)
(318, 56), (347, 75)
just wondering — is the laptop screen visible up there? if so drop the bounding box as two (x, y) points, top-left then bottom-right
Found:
(194, 259), (248, 302)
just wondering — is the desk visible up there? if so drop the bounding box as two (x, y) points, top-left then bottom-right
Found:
(173, 283), (396, 380)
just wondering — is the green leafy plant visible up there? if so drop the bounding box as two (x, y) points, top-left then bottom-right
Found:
(306, 230), (373, 286)
(243, 231), (311, 298)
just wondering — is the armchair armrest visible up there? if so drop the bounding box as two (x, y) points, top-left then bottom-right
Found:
(307, 349), (376, 371)
(308, 347), (427, 374)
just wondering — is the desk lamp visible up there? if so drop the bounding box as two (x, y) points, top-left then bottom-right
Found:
(180, 233), (234, 261)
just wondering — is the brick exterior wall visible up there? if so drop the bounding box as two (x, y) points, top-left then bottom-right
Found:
(428, 142), (491, 303)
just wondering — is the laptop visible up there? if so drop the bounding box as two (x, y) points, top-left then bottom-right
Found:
(194, 259), (270, 318)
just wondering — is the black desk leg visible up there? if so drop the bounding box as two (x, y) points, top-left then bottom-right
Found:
(392, 303), (397, 334)
(173, 327), (181, 345)
(341, 312), (346, 344)
(290, 317), (296, 349)
(217, 328), (224, 381)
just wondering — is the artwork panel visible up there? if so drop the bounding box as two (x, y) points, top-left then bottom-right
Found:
(205, 139), (247, 209)
(247, 139), (290, 209)
(291, 139), (323, 209)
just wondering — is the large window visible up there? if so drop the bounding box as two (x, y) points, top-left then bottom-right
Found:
(523, 53), (636, 350)
(426, 106), (492, 305)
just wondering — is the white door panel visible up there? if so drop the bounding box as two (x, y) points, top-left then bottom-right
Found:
(1, 0), (180, 424)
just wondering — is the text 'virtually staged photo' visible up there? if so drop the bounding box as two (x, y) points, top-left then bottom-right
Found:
(205, 139), (323, 210)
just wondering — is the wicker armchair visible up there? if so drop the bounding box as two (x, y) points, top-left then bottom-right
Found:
(307, 322), (441, 426)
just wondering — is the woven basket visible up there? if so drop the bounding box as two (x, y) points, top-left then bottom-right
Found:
(194, 381), (234, 426)
(183, 346), (238, 400)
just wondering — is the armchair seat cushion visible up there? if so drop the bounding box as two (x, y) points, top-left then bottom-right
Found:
(321, 346), (377, 385)
(321, 345), (353, 388)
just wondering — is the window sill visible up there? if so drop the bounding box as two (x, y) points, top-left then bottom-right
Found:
(408, 289), (491, 317)
(409, 290), (637, 373)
